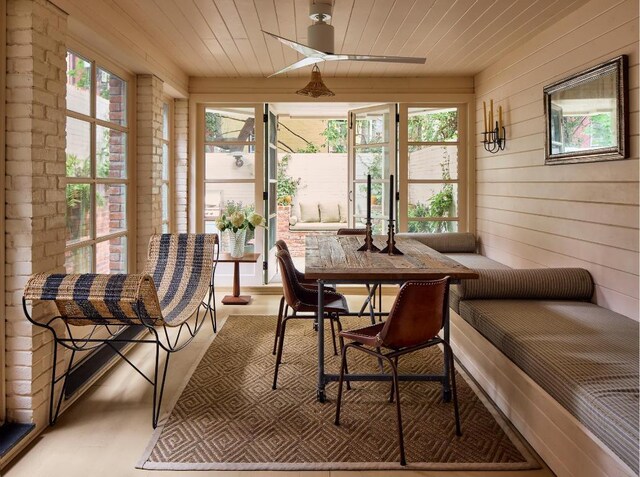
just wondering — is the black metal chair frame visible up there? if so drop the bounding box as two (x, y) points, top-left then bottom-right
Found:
(23, 241), (220, 429)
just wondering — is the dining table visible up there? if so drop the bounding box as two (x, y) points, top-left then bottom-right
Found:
(305, 234), (479, 402)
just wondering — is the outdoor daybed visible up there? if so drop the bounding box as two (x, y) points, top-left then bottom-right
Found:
(288, 201), (347, 232)
(397, 232), (640, 477)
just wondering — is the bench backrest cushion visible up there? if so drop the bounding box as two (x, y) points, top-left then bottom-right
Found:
(319, 203), (341, 223)
(396, 232), (477, 253)
(458, 268), (594, 301)
(299, 202), (320, 223)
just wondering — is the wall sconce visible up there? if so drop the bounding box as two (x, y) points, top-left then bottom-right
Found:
(232, 152), (244, 167)
(482, 99), (506, 153)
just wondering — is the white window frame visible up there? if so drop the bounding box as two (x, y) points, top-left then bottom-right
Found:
(161, 98), (174, 233)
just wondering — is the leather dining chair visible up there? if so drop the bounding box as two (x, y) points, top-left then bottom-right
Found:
(334, 278), (462, 466)
(272, 248), (349, 390)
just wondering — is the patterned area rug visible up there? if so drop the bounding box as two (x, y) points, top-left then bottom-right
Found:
(138, 315), (541, 470)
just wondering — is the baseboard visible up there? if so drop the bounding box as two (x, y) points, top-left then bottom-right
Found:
(449, 311), (635, 477)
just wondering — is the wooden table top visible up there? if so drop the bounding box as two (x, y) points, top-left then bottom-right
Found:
(217, 252), (261, 263)
(305, 235), (479, 281)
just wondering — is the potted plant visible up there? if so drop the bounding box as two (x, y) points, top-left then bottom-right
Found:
(215, 201), (267, 257)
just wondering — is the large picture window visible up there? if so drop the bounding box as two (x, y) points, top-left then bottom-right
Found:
(65, 50), (129, 273)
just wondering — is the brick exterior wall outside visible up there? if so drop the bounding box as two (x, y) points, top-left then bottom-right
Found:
(5, 0), (67, 425)
(276, 206), (337, 256)
(136, 74), (164, 271)
(174, 99), (188, 233)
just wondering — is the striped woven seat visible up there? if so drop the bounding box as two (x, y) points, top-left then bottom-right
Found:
(23, 233), (219, 428)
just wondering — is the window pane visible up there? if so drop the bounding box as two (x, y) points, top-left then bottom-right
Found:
(204, 183), (254, 220)
(355, 147), (389, 180)
(162, 222), (169, 233)
(204, 107), (255, 142)
(66, 51), (91, 116)
(408, 107), (458, 142)
(96, 237), (127, 274)
(96, 184), (126, 237)
(355, 111), (389, 145)
(408, 220), (458, 233)
(205, 145), (255, 180)
(355, 180), (388, 221)
(161, 183), (169, 221)
(66, 183), (92, 243)
(408, 183), (458, 218)
(162, 102), (170, 140)
(65, 245), (93, 273)
(96, 126), (127, 179)
(162, 143), (169, 181)
(66, 117), (91, 177)
(409, 145), (458, 180)
(96, 67), (126, 126)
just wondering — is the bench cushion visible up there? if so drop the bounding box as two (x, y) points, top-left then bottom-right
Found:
(458, 299), (640, 474)
(299, 202), (320, 222)
(458, 268), (594, 301)
(319, 203), (341, 223)
(396, 232), (477, 253)
(289, 222), (347, 232)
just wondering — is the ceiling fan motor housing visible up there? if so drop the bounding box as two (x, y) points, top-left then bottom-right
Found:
(308, 2), (334, 54)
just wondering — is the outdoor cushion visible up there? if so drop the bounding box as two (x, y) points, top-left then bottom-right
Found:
(338, 203), (347, 222)
(299, 202), (320, 223)
(458, 299), (639, 473)
(289, 221), (346, 232)
(396, 232), (477, 253)
(457, 268), (593, 301)
(319, 203), (341, 223)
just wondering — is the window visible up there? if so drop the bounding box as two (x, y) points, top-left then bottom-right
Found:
(404, 106), (461, 232)
(65, 51), (129, 273)
(161, 100), (172, 233)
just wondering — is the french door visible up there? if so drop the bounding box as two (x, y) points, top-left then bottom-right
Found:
(264, 104), (278, 283)
(347, 104), (398, 233)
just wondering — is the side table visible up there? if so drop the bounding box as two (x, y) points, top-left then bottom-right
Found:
(217, 252), (261, 305)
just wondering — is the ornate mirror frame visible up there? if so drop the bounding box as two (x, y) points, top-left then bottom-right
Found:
(543, 55), (628, 165)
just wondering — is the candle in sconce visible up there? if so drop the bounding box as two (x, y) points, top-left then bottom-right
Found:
(489, 99), (494, 129)
(483, 101), (487, 132)
(499, 105), (503, 130)
(366, 174), (371, 222)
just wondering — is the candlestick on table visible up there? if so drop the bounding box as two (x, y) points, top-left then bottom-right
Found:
(357, 174), (379, 252)
(380, 174), (402, 255)
(366, 174), (371, 220)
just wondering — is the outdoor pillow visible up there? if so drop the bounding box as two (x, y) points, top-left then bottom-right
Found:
(458, 268), (594, 301)
(299, 202), (320, 223)
(320, 203), (341, 223)
(338, 203), (348, 222)
(289, 215), (298, 226)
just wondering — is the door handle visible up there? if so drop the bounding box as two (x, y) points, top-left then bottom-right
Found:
(348, 190), (353, 202)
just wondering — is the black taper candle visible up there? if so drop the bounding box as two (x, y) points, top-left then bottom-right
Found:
(366, 174), (371, 222)
(388, 175), (394, 225)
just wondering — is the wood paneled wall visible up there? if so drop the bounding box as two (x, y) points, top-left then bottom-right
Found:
(474, 0), (639, 319)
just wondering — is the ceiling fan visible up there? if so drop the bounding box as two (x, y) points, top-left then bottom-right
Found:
(262, 1), (426, 77)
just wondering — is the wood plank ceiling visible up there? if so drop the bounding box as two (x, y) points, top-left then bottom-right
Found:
(84, 0), (587, 78)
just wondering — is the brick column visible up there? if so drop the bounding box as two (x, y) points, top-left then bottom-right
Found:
(136, 75), (163, 271)
(5, 0), (67, 425)
(174, 99), (188, 233)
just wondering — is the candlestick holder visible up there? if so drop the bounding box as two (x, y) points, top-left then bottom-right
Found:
(357, 221), (380, 252)
(379, 220), (403, 255)
(482, 121), (506, 153)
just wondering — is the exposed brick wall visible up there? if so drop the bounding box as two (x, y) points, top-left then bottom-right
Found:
(136, 74), (163, 271)
(5, 0), (67, 425)
(276, 206), (337, 256)
(174, 99), (188, 233)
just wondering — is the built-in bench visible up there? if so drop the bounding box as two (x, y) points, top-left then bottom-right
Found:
(396, 232), (640, 477)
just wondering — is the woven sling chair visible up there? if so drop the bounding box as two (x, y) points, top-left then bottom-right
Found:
(22, 233), (219, 428)
(334, 278), (462, 466)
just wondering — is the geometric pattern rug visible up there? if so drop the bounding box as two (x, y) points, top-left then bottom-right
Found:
(138, 315), (541, 470)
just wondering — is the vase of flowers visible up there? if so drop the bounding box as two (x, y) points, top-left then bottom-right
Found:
(216, 202), (267, 258)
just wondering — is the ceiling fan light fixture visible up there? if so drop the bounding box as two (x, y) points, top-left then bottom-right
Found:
(296, 65), (335, 98)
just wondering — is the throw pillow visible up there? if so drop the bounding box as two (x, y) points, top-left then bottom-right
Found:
(299, 202), (320, 223)
(320, 203), (341, 223)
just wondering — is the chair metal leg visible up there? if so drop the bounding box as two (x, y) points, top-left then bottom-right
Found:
(329, 316), (338, 356)
(334, 318), (351, 391)
(152, 346), (171, 429)
(334, 344), (350, 425)
(273, 296), (285, 355)
(389, 356), (398, 403)
(272, 314), (290, 390)
(444, 342), (462, 436)
(387, 356), (406, 466)
(49, 346), (76, 426)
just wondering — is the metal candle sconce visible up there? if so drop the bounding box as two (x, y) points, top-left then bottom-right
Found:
(482, 99), (506, 153)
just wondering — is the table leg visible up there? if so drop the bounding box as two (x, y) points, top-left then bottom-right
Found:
(442, 281), (452, 402)
(222, 261), (251, 305)
(316, 280), (326, 402)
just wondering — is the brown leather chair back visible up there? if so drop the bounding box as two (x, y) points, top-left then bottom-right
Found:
(379, 278), (449, 349)
(336, 228), (366, 235)
(276, 249), (318, 310)
(275, 239), (290, 253)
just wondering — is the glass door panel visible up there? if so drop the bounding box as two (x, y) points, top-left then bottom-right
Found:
(264, 105), (278, 283)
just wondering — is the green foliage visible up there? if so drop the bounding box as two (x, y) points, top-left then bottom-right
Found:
(296, 142), (320, 153)
(408, 110), (457, 142)
(67, 64), (90, 90)
(322, 120), (347, 152)
(276, 154), (301, 205)
(204, 111), (222, 141)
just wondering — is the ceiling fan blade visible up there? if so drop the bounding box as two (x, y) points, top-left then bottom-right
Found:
(262, 30), (328, 58)
(326, 54), (426, 64)
(268, 57), (324, 77)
